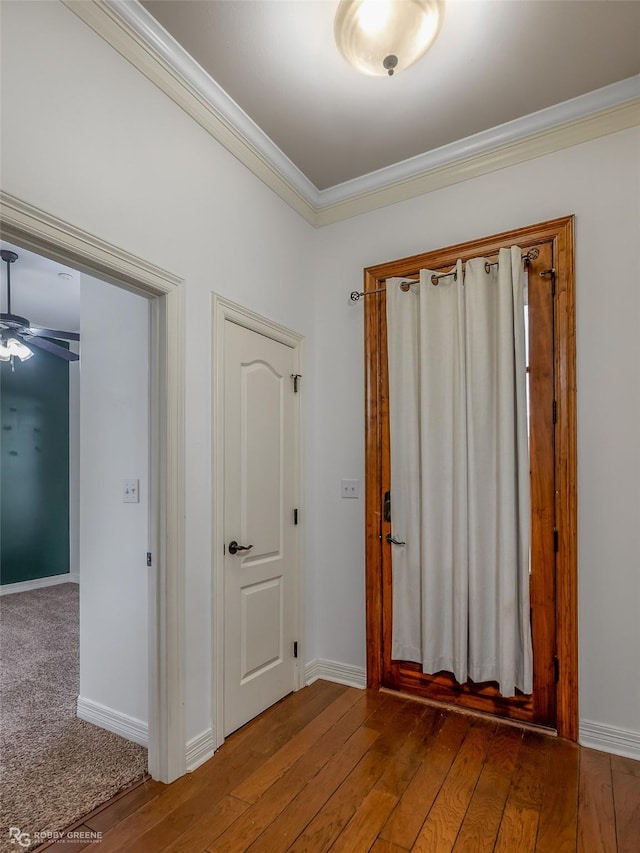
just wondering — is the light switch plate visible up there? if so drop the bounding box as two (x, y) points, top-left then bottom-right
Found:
(123, 479), (140, 503)
(341, 479), (360, 499)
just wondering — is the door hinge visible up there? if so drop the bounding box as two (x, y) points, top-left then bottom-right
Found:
(293, 641), (298, 659)
(553, 528), (559, 553)
(146, 552), (152, 567)
(294, 508), (298, 525)
(291, 373), (302, 393)
(553, 654), (560, 683)
(553, 400), (557, 424)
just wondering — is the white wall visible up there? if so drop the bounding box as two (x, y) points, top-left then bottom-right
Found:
(1, 0), (638, 753)
(0, 0), (315, 744)
(79, 274), (149, 725)
(311, 127), (640, 739)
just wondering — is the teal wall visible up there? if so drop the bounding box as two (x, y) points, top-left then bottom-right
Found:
(1, 346), (70, 585)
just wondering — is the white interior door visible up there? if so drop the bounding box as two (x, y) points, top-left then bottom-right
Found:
(223, 319), (299, 736)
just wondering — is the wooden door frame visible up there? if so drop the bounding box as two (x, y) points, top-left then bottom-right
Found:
(211, 295), (304, 750)
(363, 216), (578, 740)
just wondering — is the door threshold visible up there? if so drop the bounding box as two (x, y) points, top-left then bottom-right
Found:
(380, 686), (558, 738)
(33, 775), (154, 851)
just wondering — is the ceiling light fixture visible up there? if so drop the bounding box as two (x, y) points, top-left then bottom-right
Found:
(0, 249), (80, 369)
(0, 336), (34, 362)
(334, 0), (445, 77)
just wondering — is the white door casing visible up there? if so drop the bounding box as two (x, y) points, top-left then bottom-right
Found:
(0, 190), (186, 783)
(213, 296), (303, 744)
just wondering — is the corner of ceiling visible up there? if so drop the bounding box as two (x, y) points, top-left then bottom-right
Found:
(314, 86), (640, 226)
(64, 1), (640, 229)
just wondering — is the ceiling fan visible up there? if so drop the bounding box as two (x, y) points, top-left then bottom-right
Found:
(0, 249), (80, 363)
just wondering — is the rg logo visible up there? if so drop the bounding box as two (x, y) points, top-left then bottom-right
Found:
(8, 827), (31, 847)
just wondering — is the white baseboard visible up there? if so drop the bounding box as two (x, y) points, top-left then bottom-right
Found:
(69, 572), (80, 584)
(0, 574), (76, 596)
(305, 658), (366, 690)
(186, 728), (215, 772)
(579, 720), (640, 760)
(77, 696), (148, 748)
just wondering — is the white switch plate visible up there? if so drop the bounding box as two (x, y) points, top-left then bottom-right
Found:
(341, 479), (360, 499)
(123, 479), (140, 503)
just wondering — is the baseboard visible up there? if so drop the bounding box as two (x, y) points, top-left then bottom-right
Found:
(305, 658), (367, 690)
(186, 728), (216, 772)
(77, 696), (148, 748)
(0, 574), (75, 596)
(69, 572), (80, 584)
(579, 720), (640, 760)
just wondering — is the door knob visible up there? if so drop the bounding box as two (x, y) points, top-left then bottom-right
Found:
(228, 540), (253, 555)
(386, 533), (406, 546)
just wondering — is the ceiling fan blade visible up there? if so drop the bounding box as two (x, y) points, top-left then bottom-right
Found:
(26, 325), (80, 341)
(21, 334), (79, 361)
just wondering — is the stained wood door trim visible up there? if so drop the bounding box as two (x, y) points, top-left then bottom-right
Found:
(363, 216), (578, 740)
(212, 295), (304, 749)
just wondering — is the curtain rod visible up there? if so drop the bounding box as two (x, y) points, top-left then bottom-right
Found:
(350, 248), (540, 302)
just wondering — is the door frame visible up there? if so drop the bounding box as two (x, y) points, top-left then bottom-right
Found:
(0, 190), (186, 781)
(363, 216), (578, 740)
(212, 295), (304, 749)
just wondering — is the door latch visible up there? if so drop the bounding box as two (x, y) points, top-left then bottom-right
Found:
(383, 490), (391, 523)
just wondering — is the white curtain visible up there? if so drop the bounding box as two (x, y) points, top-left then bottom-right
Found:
(387, 247), (532, 696)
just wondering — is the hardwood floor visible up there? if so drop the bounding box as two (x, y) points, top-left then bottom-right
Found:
(40, 680), (639, 852)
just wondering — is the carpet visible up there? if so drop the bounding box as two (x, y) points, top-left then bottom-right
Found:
(0, 583), (147, 852)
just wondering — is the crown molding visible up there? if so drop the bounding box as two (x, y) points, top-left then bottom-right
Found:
(62, 1), (640, 228)
(315, 94), (640, 226)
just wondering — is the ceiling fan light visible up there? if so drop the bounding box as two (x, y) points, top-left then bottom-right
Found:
(334, 0), (445, 77)
(1, 249), (79, 364)
(6, 337), (34, 361)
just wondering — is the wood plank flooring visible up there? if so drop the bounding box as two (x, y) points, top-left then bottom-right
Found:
(39, 680), (640, 852)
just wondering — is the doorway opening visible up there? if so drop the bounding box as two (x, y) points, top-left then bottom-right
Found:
(363, 216), (577, 738)
(0, 242), (152, 838)
(0, 192), (186, 785)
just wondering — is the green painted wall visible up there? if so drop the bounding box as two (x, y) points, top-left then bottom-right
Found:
(0, 346), (70, 585)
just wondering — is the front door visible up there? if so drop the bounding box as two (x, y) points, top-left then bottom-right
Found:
(362, 217), (578, 738)
(223, 319), (299, 736)
(379, 239), (556, 726)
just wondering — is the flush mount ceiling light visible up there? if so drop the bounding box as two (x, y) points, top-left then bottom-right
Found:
(334, 0), (445, 77)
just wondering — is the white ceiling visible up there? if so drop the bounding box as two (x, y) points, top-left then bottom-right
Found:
(0, 242), (80, 332)
(140, 0), (640, 190)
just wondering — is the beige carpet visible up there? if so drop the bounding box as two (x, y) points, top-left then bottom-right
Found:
(0, 583), (147, 852)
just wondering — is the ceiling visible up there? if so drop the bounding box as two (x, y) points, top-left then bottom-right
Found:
(0, 242), (80, 332)
(140, 0), (640, 190)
